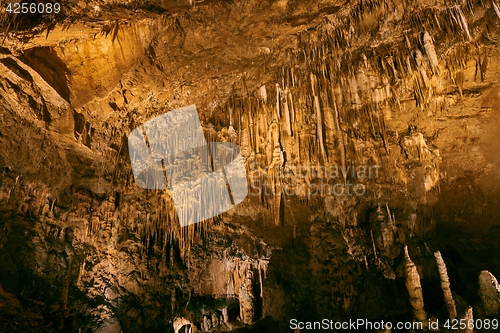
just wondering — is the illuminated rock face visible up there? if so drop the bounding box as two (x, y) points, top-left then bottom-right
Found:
(2, 0), (500, 332)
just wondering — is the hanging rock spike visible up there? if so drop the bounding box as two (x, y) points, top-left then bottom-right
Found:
(422, 31), (439, 73)
(310, 73), (328, 163)
(494, 1), (500, 19)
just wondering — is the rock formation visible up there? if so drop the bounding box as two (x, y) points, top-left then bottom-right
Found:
(404, 246), (426, 323)
(462, 306), (474, 333)
(1, 0), (500, 332)
(478, 270), (500, 316)
(239, 269), (255, 325)
(435, 251), (457, 320)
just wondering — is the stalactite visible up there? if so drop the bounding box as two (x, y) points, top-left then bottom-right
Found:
(370, 230), (378, 262)
(404, 246), (427, 323)
(310, 73), (328, 163)
(170, 243), (175, 268)
(476, 46), (488, 82)
(422, 31), (439, 73)
(456, 65), (464, 96)
(275, 83), (281, 120)
(282, 88), (293, 136)
(294, 93), (303, 163)
(457, 6), (471, 41)
(414, 49), (429, 90)
(434, 251), (457, 319)
(413, 70), (426, 108)
(249, 108), (257, 155)
(494, 1), (500, 19)
(375, 107), (388, 152)
(450, 5), (472, 41)
(61, 276), (69, 311)
(406, 55), (413, 75)
(258, 260), (269, 306)
(404, 32), (412, 50)
(332, 97), (346, 183)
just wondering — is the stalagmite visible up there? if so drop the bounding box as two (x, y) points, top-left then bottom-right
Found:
(211, 312), (219, 327)
(174, 318), (192, 333)
(239, 269), (255, 325)
(222, 307), (229, 324)
(264, 119), (284, 226)
(404, 246), (426, 323)
(463, 306), (473, 333)
(434, 251), (457, 319)
(171, 288), (177, 313)
(478, 270), (500, 316)
(203, 315), (211, 331)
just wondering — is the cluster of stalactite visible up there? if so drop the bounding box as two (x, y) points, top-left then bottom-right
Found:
(1, 0), (495, 278)
(4, 1), (497, 260)
(0, 175), (204, 262)
(20, 0), (487, 254)
(205, 0), (496, 229)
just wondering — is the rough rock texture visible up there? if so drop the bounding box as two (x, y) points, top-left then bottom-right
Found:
(1, 0), (500, 332)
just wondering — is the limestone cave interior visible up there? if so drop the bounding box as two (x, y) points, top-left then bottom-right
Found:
(1, 0), (500, 332)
